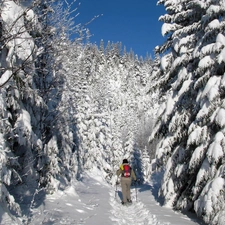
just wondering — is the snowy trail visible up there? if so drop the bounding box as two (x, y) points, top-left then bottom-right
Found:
(109, 182), (206, 225)
(0, 172), (205, 225)
(110, 186), (168, 225)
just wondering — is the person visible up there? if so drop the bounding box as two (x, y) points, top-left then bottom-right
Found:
(116, 159), (137, 205)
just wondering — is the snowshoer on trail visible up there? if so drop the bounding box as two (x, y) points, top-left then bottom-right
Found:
(116, 159), (137, 205)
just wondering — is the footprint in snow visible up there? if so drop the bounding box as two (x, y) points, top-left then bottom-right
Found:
(109, 188), (158, 225)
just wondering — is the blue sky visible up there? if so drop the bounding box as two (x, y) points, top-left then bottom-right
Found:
(73, 0), (166, 58)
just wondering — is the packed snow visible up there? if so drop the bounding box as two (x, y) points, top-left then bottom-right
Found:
(0, 169), (205, 225)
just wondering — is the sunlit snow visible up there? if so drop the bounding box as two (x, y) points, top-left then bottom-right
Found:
(0, 171), (204, 225)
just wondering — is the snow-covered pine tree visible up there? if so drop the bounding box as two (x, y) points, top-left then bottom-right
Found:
(41, 0), (84, 188)
(32, 0), (81, 192)
(67, 43), (114, 180)
(151, 0), (225, 224)
(0, 0), (82, 218)
(0, 0), (45, 217)
(141, 146), (151, 181)
(189, 1), (225, 224)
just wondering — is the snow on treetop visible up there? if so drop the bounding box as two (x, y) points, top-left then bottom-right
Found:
(207, 141), (223, 164)
(214, 131), (225, 142)
(25, 8), (37, 23)
(206, 5), (220, 15)
(189, 145), (204, 169)
(200, 43), (214, 56)
(216, 33), (225, 46)
(198, 55), (214, 70)
(187, 126), (206, 146)
(201, 76), (220, 102)
(160, 54), (171, 71)
(208, 19), (220, 30)
(215, 108), (225, 127)
(161, 23), (173, 36)
(195, 177), (225, 216)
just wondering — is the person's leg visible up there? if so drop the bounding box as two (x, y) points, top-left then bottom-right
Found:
(121, 178), (127, 203)
(126, 179), (132, 201)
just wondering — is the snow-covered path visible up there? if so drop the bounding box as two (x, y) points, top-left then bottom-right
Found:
(110, 183), (205, 225)
(110, 187), (163, 225)
(1, 171), (206, 225)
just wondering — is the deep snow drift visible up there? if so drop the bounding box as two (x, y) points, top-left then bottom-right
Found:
(0, 168), (206, 225)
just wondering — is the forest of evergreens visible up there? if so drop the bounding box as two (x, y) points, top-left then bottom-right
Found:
(0, 1), (225, 224)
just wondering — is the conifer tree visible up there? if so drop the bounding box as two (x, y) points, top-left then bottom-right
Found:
(0, 0), (45, 216)
(0, 0), (83, 217)
(151, 0), (225, 223)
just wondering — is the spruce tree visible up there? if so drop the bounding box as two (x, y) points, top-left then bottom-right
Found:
(151, 0), (225, 223)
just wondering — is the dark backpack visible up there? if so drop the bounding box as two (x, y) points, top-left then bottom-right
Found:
(122, 164), (131, 177)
